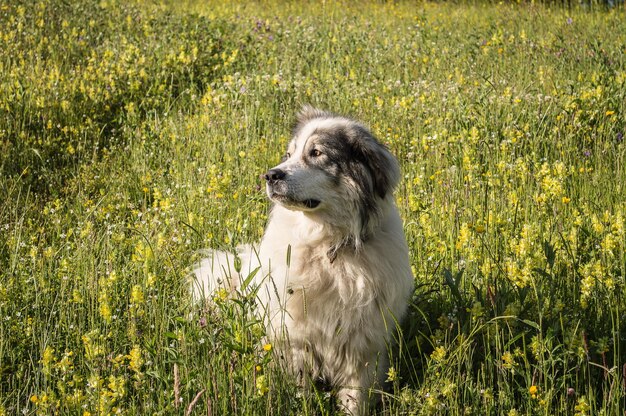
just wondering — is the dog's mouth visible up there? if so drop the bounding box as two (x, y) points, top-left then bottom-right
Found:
(270, 193), (321, 211)
(302, 199), (321, 209)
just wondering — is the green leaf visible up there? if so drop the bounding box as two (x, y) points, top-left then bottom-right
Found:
(520, 319), (541, 331)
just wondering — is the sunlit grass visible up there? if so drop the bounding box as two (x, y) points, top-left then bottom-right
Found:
(0, 0), (624, 414)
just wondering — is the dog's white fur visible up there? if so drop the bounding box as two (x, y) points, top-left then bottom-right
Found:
(193, 107), (414, 415)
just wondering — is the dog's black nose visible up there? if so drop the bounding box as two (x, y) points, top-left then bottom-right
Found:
(264, 168), (286, 181)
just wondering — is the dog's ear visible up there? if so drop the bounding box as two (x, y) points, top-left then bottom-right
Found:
(293, 105), (334, 138)
(350, 126), (401, 199)
(296, 105), (331, 124)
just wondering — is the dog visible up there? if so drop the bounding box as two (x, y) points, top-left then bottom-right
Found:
(193, 106), (414, 415)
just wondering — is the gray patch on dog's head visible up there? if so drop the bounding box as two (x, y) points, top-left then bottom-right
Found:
(345, 123), (400, 199)
(294, 106), (400, 193)
(304, 113), (400, 200)
(339, 123), (400, 241)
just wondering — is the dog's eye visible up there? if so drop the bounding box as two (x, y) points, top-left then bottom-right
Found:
(310, 149), (322, 157)
(281, 152), (291, 162)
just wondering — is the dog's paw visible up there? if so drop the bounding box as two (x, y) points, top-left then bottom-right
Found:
(337, 388), (366, 416)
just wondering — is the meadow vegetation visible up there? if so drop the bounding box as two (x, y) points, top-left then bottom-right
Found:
(0, 0), (625, 414)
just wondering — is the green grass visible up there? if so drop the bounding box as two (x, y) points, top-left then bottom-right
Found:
(1, 0), (625, 414)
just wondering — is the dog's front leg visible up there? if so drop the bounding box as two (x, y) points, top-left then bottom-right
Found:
(336, 386), (362, 415)
(337, 351), (387, 415)
(278, 340), (321, 388)
(335, 373), (375, 414)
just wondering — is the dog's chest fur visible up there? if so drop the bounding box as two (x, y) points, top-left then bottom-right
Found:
(259, 206), (407, 384)
(273, 249), (385, 384)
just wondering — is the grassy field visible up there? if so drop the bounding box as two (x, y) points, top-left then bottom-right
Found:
(1, 0), (625, 414)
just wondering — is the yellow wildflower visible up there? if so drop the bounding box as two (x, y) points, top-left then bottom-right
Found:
(41, 346), (55, 375)
(127, 345), (143, 373)
(502, 351), (516, 370)
(431, 346), (447, 363)
(256, 374), (269, 396)
(99, 296), (112, 323)
(574, 396), (590, 416)
(130, 285), (145, 305)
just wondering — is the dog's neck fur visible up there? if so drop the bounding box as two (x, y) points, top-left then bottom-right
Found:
(269, 196), (394, 263)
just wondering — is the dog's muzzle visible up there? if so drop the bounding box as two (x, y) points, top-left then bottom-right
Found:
(263, 168), (321, 210)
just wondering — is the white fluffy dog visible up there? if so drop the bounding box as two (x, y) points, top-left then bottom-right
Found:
(193, 107), (414, 415)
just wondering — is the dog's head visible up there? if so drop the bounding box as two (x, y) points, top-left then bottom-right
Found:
(263, 106), (400, 244)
